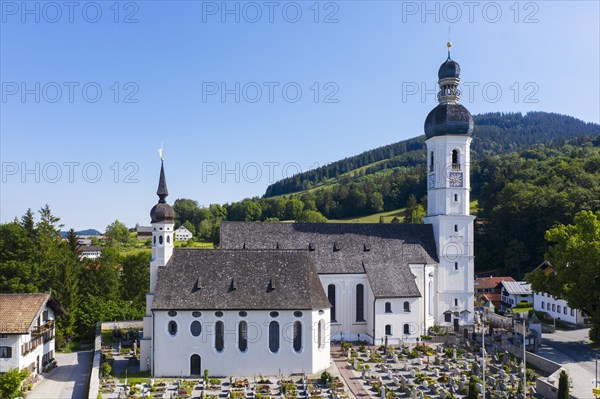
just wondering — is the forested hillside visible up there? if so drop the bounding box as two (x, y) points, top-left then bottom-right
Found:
(265, 112), (599, 197)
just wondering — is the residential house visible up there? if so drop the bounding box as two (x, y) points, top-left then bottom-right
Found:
(497, 281), (533, 313)
(174, 226), (193, 241)
(0, 294), (66, 375)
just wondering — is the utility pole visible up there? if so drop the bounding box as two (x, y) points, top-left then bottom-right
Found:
(482, 315), (486, 399)
(523, 317), (526, 398)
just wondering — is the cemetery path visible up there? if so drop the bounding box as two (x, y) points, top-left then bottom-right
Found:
(28, 351), (92, 399)
(331, 348), (370, 399)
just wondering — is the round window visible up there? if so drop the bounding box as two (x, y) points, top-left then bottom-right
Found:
(215, 311), (224, 317)
(192, 311), (202, 318)
(270, 311), (279, 318)
(294, 311), (303, 318)
(239, 311), (248, 317)
(168, 310), (177, 317)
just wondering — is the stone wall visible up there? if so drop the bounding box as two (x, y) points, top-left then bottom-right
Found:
(100, 320), (143, 331)
(87, 323), (102, 399)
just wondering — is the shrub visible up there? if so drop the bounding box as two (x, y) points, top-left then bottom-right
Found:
(100, 361), (112, 378)
(557, 370), (569, 399)
(514, 302), (533, 309)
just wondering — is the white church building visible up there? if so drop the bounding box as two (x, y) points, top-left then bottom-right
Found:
(140, 44), (475, 377)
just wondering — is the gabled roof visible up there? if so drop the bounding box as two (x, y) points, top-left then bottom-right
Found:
(474, 276), (515, 290)
(0, 293), (66, 334)
(79, 245), (102, 252)
(137, 226), (153, 233)
(219, 222), (436, 298)
(152, 249), (330, 311)
(498, 281), (532, 295)
(176, 226), (192, 233)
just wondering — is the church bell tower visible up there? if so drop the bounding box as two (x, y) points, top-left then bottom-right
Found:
(141, 156), (176, 373)
(423, 43), (475, 327)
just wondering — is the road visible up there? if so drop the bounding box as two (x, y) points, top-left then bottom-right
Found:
(537, 328), (599, 399)
(28, 351), (91, 399)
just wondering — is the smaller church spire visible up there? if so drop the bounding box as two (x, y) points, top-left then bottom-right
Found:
(157, 161), (169, 203)
(157, 158), (169, 203)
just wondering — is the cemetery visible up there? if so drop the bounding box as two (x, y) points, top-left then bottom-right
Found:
(96, 323), (541, 399)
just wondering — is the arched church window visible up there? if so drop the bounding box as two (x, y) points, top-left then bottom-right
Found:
(215, 321), (224, 352)
(238, 321), (248, 352)
(452, 149), (460, 170)
(385, 324), (392, 336)
(385, 302), (392, 313)
(430, 151), (434, 172)
(190, 321), (201, 337)
(356, 284), (365, 322)
(168, 321), (177, 336)
(268, 321), (279, 353)
(403, 323), (410, 335)
(153, 236), (156, 244)
(293, 321), (302, 353)
(327, 285), (336, 322)
(403, 301), (410, 312)
(167, 235), (170, 243)
(159, 235), (163, 245)
(318, 319), (325, 349)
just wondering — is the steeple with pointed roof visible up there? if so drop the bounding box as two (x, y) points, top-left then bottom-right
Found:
(150, 160), (175, 223)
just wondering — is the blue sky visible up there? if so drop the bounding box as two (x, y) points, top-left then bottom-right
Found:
(1, 0), (599, 230)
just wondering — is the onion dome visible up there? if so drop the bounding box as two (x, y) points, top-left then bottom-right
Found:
(424, 42), (473, 139)
(438, 58), (460, 80)
(150, 161), (176, 223)
(424, 103), (474, 139)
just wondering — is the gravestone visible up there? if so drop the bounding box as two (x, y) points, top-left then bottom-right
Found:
(393, 353), (398, 363)
(476, 383), (483, 393)
(440, 389), (447, 399)
(430, 384), (438, 395)
(422, 380), (428, 390)
(434, 368), (439, 378)
(353, 358), (358, 370)
(361, 369), (366, 380)
(458, 380), (464, 391)
(444, 363), (450, 371)
(410, 368), (416, 378)
(387, 369), (393, 380)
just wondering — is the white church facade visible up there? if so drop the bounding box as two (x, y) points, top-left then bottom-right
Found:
(140, 44), (475, 377)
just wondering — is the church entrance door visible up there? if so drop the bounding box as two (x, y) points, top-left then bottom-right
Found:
(190, 354), (201, 375)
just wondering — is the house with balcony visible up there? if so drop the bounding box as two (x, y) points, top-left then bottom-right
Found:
(0, 293), (66, 375)
(496, 281), (533, 313)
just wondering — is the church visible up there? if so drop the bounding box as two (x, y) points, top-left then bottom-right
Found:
(140, 44), (475, 377)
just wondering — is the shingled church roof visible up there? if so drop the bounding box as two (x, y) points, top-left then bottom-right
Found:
(152, 249), (330, 311)
(220, 222), (438, 298)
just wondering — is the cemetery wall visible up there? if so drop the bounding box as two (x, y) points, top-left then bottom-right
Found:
(88, 322), (102, 399)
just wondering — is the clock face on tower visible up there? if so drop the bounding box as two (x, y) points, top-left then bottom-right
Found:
(428, 173), (436, 189)
(449, 172), (463, 187)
